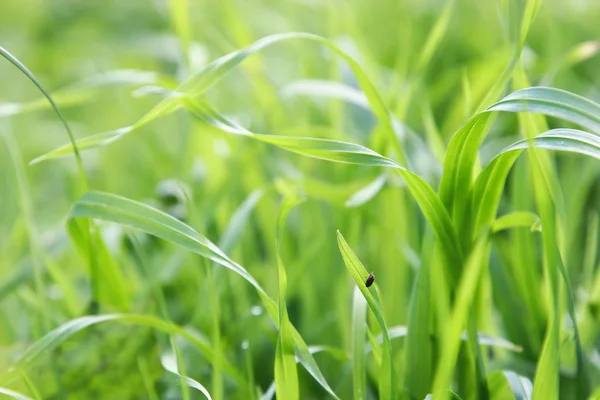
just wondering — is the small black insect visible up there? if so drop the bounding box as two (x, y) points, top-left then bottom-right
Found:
(365, 272), (375, 288)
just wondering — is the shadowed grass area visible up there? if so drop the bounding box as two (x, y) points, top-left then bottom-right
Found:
(1, 0), (600, 399)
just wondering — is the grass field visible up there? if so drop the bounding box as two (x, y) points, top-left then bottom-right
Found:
(1, 0), (600, 399)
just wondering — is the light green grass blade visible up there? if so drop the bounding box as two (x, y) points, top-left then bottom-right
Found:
(351, 286), (368, 399)
(337, 231), (397, 400)
(0, 387), (33, 400)
(161, 352), (212, 400)
(274, 195), (301, 400)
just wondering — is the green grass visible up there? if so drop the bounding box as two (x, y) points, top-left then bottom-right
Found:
(1, 0), (600, 398)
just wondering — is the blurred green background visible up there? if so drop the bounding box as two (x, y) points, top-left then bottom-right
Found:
(1, 0), (600, 399)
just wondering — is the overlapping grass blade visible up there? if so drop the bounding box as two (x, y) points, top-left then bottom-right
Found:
(31, 32), (406, 165)
(431, 237), (489, 399)
(67, 190), (339, 399)
(0, 314), (244, 386)
(487, 371), (533, 400)
(183, 98), (463, 283)
(161, 352), (212, 400)
(337, 231), (397, 400)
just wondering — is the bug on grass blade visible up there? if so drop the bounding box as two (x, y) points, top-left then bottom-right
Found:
(365, 272), (375, 287)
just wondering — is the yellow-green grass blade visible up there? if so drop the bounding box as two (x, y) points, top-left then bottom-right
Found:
(337, 231), (398, 400)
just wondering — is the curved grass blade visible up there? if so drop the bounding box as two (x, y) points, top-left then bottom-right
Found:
(441, 86), (600, 226)
(32, 31), (406, 166)
(68, 191), (339, 399)
(0, 314), (243, 386)
(0, 45), (87, 189)
(337, 231), (397, 400)
(492, 212), (541, 233)
(183, 98), (463, 283)
(161, 352), (212, 400)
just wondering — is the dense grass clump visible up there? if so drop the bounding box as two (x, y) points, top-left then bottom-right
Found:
(2, 0), (600, 399)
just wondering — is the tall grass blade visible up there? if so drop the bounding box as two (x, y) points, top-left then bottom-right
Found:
(337, 231), (397, 400)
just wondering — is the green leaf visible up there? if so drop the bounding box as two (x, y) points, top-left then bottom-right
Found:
(337, 231), (398, 400)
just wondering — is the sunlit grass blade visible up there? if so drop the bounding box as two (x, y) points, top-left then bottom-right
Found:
(337, 231), (397, 400)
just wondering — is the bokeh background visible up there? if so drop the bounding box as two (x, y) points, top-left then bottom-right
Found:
(1, 0), (600, 399)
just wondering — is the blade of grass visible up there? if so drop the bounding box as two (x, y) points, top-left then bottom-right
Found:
(161, 351), (212, 400)
(67, 190), (339, 398)
(431, 237), (489, 399)
(273, 194), (302, 400)
(337, 231), (398, 400)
